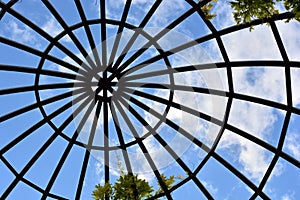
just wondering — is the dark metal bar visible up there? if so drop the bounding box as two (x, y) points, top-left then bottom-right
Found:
(100, 0), (107, 69)
(122, 87), (223, 126)
(0, 88), (86, 155)
(0, 35), (87, 76)
(0, 82), (85, 95)
(0, 1), (298, 199)
(121, 81), (299, 115)
(0, 0), (18, 19)
(109, 100), (133, 173)
(111, 0), (163, 71)
(0, 1), (92, 76)
(0, 88), (86, 123)
(0, 64), (81, 80)
(115, 7), (197, 75)
(114, 98), (173, 199)
(107, 0), (132, 68)
(280, 151), (300, 168)
(1, 93), (92, 199)
(270, 22), (293, 107)
(74, 0), (102, 69)
(121, 60), (300, 82)
(212, 153), (270, 200)
(119, 13), (297, 80)
(75, 149), (90, 200)
(250, 113), (291, 199)
(119, 92), (213, 199)
(249, 22), (294, 199)
(41, 96), (95, 199)
(120, 91), (211, 151)
(41, 0), (97, 70)
(225, 124), (277, 154)
(103, 99), (110, 184)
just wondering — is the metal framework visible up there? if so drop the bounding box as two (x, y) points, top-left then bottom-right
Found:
(0, 0), (299, 199)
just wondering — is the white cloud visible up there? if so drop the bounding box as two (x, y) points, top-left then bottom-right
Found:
(281, 192), (295, 200)
(107, 0), (187, 28)
(211, 1), (235, 30)
(106, 0), (155, 26)
(217, 68), (280, 181)
(211, 2), (300, 63)
(222, 25), (282, 61)
(229, 100), (277, 140)
(276, 20), (300, 61)
(41, 17), (71, 42)
(147, 0), (187, 28)
(95, 162), (105, 185)
(232, 67), (287, 104)
(291, 68), (300, 107)
(5, 20), (39, 47)
(220, 130), (273, 181)
(285, 133), (300, 160)
(106, 0), (126, 20)
(202, 180), (218, 195)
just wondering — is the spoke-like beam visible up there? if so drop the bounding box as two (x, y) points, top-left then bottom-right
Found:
(108, 0), (132, 67)
(41, 0), (97, 70)
(119, 94), (213, 199)
(0, 82), (85, 95)
(115, 7), (197, 75)
(110, 0), (163, 72)
(41, 96), (95, 199)
(0, 36), (87, 77)
(0, 88), (86, 123)
(114, 99), (173, 199)
(0, 1), (93, 76)
(109, 100), (133, 173)
(120, 91), (211, 152)
(74, 0), (102, 68)
(0, 64), (81, 80)
(1, 92), (92, 199)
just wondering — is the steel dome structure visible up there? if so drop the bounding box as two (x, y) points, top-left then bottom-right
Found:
(0, 0), (299, 199)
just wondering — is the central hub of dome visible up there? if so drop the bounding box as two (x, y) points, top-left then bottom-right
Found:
(94, 75), (119, 98)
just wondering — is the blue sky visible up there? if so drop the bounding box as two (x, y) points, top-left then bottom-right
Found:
(0, 0), (300, 199)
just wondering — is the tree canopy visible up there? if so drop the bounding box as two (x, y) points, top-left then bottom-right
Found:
(201, 0), (300, 26)
(92, 173), (177, 200)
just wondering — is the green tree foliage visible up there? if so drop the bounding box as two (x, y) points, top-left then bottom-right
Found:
(230, 0), (300, 24)
(154, 174), (175, 196)
(230, 0), (280, 24)
(201, 0), (300, 26)
(113, 174), (153, 200)
(92, 183), (113, 200)
(283, 0), (300, 21)
(92, 173), (178, 200)
(200, 0), (218, 20)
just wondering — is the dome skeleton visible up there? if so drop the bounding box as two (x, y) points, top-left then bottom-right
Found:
(0, 0), (299, 199)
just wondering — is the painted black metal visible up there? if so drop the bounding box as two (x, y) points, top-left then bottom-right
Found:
(0, 0), (299, 199)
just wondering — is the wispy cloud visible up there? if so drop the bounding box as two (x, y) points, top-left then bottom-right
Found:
(277, 20), (300, 62)
(232, 67), (287, 103)
(202, 180), (218, 196)
(291, 68), (300, 107)
(281, 191), (295, 200)
(41, 17), (71, 42)
(285, 133), (300, 160)
(4, 20), (40, 47)
(147, 0), (187, 28)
